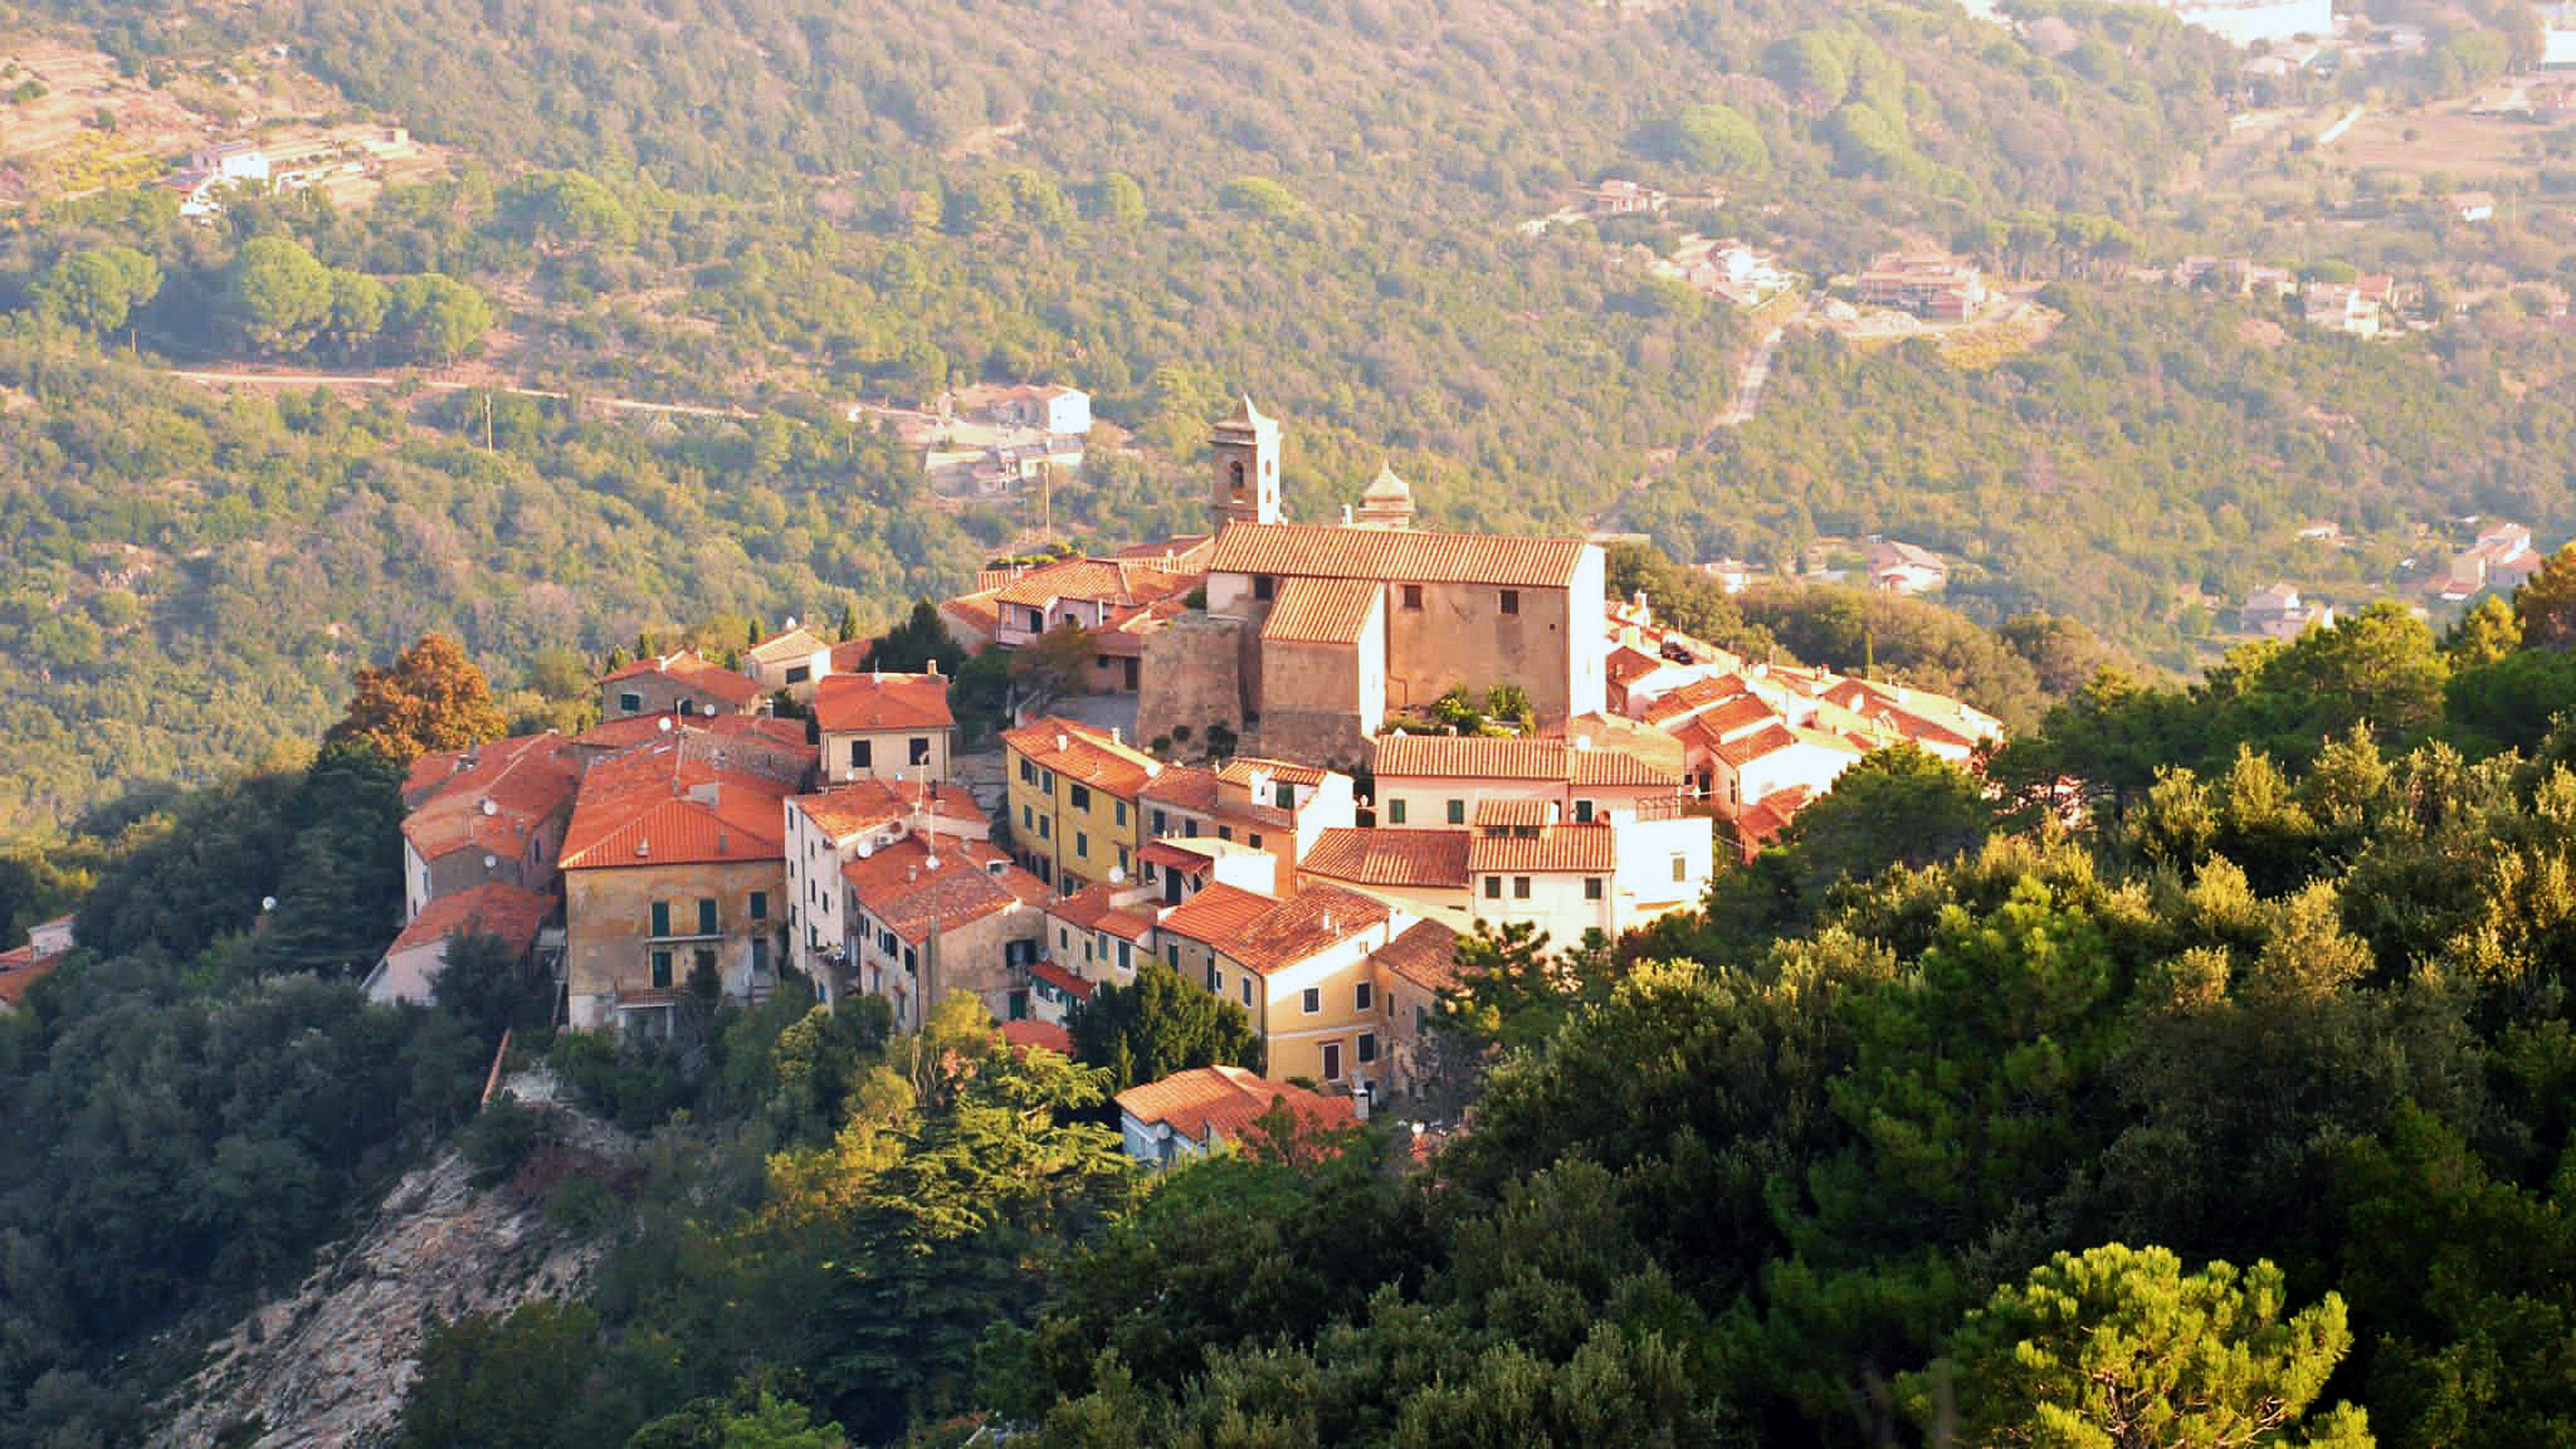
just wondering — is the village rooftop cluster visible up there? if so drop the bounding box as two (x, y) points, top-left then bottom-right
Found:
(383, 403), (1998, 1156)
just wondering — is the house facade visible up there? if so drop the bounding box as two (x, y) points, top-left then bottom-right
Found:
(814, 670), (955, 786)
(1002, 717), (1162, 893)
(398, 732), (582, 924)
(600, 650), (765, 719)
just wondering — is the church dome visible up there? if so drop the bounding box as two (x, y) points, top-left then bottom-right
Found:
(1362, 464), (1411, 505)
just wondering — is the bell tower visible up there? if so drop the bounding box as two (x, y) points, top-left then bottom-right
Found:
(1210, 396), (1281, 530)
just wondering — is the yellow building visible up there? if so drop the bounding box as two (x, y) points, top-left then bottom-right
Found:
(814, 670), (956, 786)
(1158, 880), (1403, 1094)
(1001, 716), (1162, 895)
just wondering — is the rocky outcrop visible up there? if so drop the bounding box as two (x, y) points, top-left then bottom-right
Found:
(151, 1068), (625, 1449)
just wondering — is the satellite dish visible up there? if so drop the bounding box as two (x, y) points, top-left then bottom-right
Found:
(656, 716), (674, 734)
(482, 854), (498, 870)
(1109, 866), (1126, 885)
(260, 896), (277, 912)
(925, 853), (942, 872)
(784, 614), (797, 630)
(480, 798), (499, 816)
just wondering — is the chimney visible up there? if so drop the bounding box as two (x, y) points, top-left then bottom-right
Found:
(1111, 726), (1122, 745)
(1056, 732), (1069, 753)
(929, 658), (941, 677)
(907, 865), (919, 883)
(1339, 504), (1354, 526)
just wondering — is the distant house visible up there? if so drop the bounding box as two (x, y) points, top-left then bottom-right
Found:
(194, 141), (272, 185)
(1699, 557), (1754, 595)
(1868, 538), (1950, 596)
(2243, 583), (2336, 638)
(0, 915), (75, 1017)
(1581, 179), (1668, 220)
(2302, 282), (2382, 338)
(398, 732), (582, 925)
(1856, 252), (1986, 321)
(2452, 191), (2498, 224)
(1114, 1065), (1357, 1167)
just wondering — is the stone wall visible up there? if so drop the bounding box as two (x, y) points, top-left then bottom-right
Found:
(1136, 613), (1245, 754)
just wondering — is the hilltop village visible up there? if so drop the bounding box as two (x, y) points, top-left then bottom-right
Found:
(385, 402), (1998, 1137)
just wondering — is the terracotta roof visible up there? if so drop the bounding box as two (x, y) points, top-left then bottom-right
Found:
(558, 742), (792, 870)
(843, 836), (1039, 945)
(1260, 575), (1382, 644)
(1050, 883), (1159, 942)
(1155, 881), (1281, 947)
(1002, 1018), (1076, 1054)
(384, 881), (554, 962)
(599, 650), (763, 706)
(746, 627), (828, 665)
(1713, 723), (1865, 770)
(1224, 884), (1390, 976)
(1113, 533), (1213, 563)
(1115, 1064), (1357, 1142)
(787, 779), (910, 840)
(1641, 674), (1754, 728)
(1737, 786), (1815, 858)
(401, 734), (581, 865)
(994, 557), (1197, 610)
(1468, 824), (1617, 873)
(1373, 734), (1682, 788)
(1028, 958), (1096, 1002)
(1004, 717), (1161, 798)
(1817, 679), (1998, 751)
(571, 711), (810, 754)
(1472, 798), (1556, 828)
(1372, 918), (1462, 993)
(939, 590), (1003, 638)
(813, 671), (954, 733)
(829, 638), (874, 672)
(1096, 597), (1190, 657)
(1219, 757), (1331, 790)
(1140, 839), (1213, 873)
(1140, 764), (1224, 812)
(1606, 645), (1666, 687)
(1207, 522), (1591, 589)
(1301, 828), (1471, 889)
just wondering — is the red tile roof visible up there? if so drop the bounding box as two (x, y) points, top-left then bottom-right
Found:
(1372, 918), (1462, 993)
(599, 650), (764, 706)
(939, 590), (1003, 639)
(1029, 958), (1096, 1002)
(1115, 1064), (1357, 1142)
(1154, 881), (1280, 947)
(1208, 522), (1590, 589)
(1003, 1018), (1076, 1054)
(994, 557), (1197, 610)
(813, 671), (954, 733)
(1300, 828), (1471, 890)
(787, 779), (910, 840)
(746, 627), (829, 665)
(1374, 733), (1681, 788)
(1737, 786), (1816, 859)
(1472, 798), (1556, 828)
(384, 881), (555, 961)
(1641, 674), (1755, 728)
(1005, 717), (1162, 798)
(1468, 824), (1617, 873)
(1606, 645), (1666, 687)
(1219, 757), (1331, 789)
(0, 952), (59, 1010)
(1140, 764), (1224, 812)
(1260, 576), (1382, 644)
(1223, 884), (1390, 976)
(843, 836), (1040, 945)
(1049, 883), (1160, 942)
(571, 711), (811, 754)
(558, 743), (792, 871)
(401, 734), (582, 865)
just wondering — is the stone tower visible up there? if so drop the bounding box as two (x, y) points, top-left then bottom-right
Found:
(1210, 396), (1281, 530)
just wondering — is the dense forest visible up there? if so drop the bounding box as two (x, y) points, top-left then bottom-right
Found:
(21, 552), (2576, 1445)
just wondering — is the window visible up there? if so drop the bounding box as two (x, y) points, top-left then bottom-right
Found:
(1075, 830), (1089, 859)
(882, 929), (899, 955)
(1358, 1031), (1378, 1064)
(1253, 574), (1275, 601)
(749, 891), (769, 921)
(1028, 606), (1046, 631)
(1020, 758), (1036, 784)
(1152, 809), (1168, 835)
(1483, 876), (1503, 900)
(1275, 782), (1295, 810)
(1513, 876), (1532, 900)
(911, 737), (932, 767)
(1249, 832), (1264, 850)
(1038, 815), (1051, 839)
(1118, 845), (1131, 874)
(751, 938), (770, 973)
(1218, 825), (1234, 842)
(1057, 927), (1069, 951)
(1672, 854), (1689, 882)
(651, 949), (673, 988)
(691, 947), (714, 981)
(1207, 962), (1221, 991)
(1169, 943), (1181, 967)
(1573, 798), (1595, 823)
(1070, 783), (1092, 810)
(1584, 877), (1604, 901)
(697, 898), (718, 935)
(1388, 799), (1408, 825)
(1302, 987), (1321, 1014)
(903, 947), (917, 972)
(650, 900), (671, 937)
(618, 690), (643, 715)
(1402, 583), (1423, 611)
(1021, 804), (1034, 830)
(785, 664), (811, 686)
(1116, 800), (1129, 827)
(1322, 1041), (1343, 1081)
(1447, 798), (1466, 825)
(1184, 819), (1200, 838)
(1240, 978), (1253, 1007)
(1500, 588), (1520, 615)
(1415, 1003), (1431, 1034)
(1355, 980), (1373, 1011)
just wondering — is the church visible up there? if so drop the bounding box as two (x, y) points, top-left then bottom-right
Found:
(1137, 399), (1608, 765)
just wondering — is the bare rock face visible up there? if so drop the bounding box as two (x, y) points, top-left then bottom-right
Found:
(151, 1068), (625, 1449)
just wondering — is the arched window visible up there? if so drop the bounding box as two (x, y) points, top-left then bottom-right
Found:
(1230, 459), (1247, 498)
